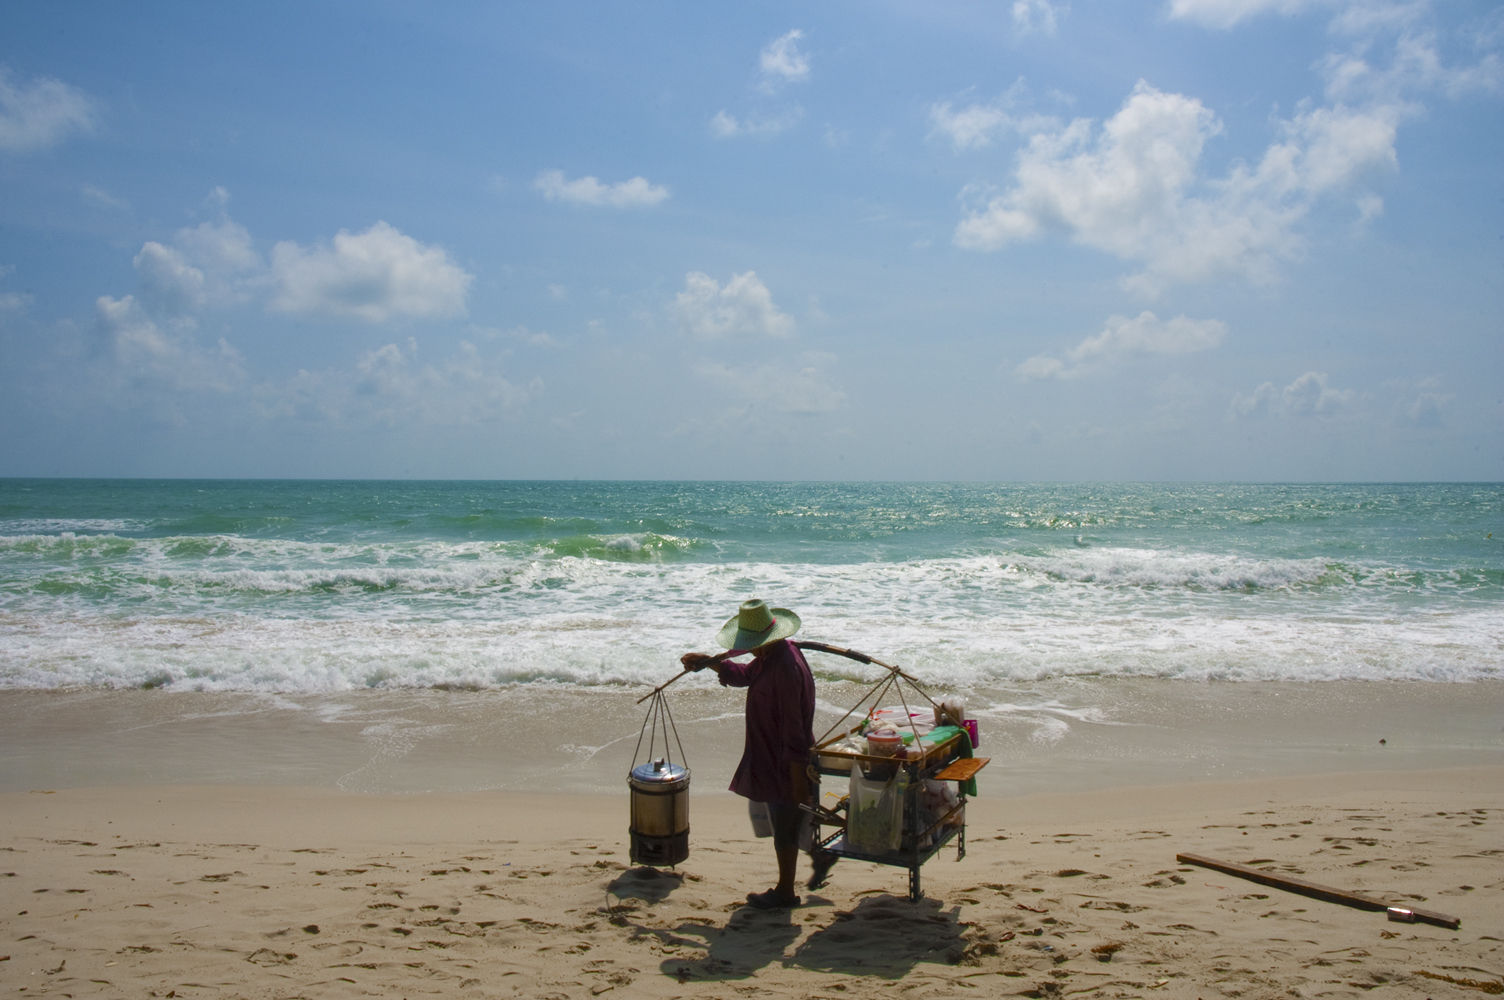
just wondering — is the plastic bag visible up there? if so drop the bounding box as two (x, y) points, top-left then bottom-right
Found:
(749, 795), (818, 852)
(938, 696), (966, 728)
(916, 779), (963, 850)
(865, 706), (936, 736)
(748, 800), (774, 838)
(847, 769), (906, 855)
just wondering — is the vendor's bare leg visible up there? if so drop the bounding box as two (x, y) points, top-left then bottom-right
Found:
(775, 843), (799, 896)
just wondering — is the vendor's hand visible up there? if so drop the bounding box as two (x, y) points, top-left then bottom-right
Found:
(680, 652), (714, 671)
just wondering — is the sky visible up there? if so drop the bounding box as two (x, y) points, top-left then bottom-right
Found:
(0, 0), (1500, 481)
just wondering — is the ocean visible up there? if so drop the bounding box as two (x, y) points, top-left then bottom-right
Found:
(3, 479), (1499, 691)
(1, 480), (1500, 794)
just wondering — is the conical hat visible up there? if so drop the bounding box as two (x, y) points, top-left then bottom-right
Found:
(715, 598), (801, 652)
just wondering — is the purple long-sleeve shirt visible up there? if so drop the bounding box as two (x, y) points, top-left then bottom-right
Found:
(716, 639), (816, 804)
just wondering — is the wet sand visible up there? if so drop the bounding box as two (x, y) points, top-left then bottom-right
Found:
(2, 768), (1501, 999)
(2, 679), (1500, 795)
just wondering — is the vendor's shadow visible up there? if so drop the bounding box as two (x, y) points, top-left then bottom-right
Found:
(648, 905), (803, 982)
(786, 894), (968, 978)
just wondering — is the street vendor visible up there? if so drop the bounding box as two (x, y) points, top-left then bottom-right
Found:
(682, 598), (834, 909)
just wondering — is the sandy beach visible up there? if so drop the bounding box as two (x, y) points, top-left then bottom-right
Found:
(3, 767), (1500, 999)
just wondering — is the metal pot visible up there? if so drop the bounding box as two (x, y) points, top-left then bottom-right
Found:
(628, 757), (690, 867)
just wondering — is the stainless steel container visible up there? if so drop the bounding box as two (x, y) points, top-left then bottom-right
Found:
(628, 757), (690, 867)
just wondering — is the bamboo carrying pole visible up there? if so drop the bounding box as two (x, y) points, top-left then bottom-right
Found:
(637, 640), (928, 708)
(796, 640), (926, 685)
(633, 649), (739, 704)
(1177, 853), (1460, 930)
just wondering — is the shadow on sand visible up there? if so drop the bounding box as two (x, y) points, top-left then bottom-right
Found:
(607, 867), (685, 905)
(646, 893), (970, 983)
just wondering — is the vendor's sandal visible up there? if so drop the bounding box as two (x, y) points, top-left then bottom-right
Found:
(746, 889), (800, 910)
(808, 850), (837, 891)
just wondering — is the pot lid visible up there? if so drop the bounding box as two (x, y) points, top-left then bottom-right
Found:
(630, 757), (688, 783)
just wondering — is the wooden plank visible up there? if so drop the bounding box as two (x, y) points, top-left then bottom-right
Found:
(933, 757), (990, 782)
(1177, 852), (1460, 930)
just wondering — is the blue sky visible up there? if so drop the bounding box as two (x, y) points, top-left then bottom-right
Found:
(0, 0), (1499, 480)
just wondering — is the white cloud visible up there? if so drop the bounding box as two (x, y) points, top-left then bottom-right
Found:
(1329, 1), (1432, 35)
(1404, 387), (1454, 425)
(81, 184), (128, 210)
(94, 294), (245, 398)
(176, 216), (260, 275)
(1231, 370), (1355, 417)
(710, 108), (803, 138)
(0, 69), (96, 152)
(1167, 0), (1318, 29)
(1354, 192), (1385, 226)
(533, 169), (669, 207)
(1171, 0), (1501, 97)
(929, 82), (1058, 152)
(505, 325), (561, 347)
(1321, 32), (1503, 102)
(1013, 0), (1066, 36)
(1018, 311), (1226, 379)
(132, 217), (261, 316)
(133, 242), (206, 317)
(269, 221), (472, 322)
(1016, 354), (1067, 379)
(673, 271), (795, 339)
(261, 339), (537, 427)
(1071, 311), (1226, 360)
(760, 30), (810, 88)
(694, 351), (845, 414)
(930, 101), (1014, 151)
(1167, 0), (1439, 31)
(0, 291), (32, 314)
(954, 81), (1400, 293)
(710, 111), (739, 137)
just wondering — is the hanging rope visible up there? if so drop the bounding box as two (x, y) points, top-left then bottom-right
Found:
(795, 640), (940, 746)
(632, 687), (687, 770)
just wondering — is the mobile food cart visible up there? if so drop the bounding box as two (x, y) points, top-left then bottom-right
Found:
(796, 641), (989, 902)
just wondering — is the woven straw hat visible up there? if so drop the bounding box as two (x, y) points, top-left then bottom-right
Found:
(715, 598), (801, 652)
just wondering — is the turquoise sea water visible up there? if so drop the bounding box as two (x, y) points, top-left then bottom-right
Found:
(1, 480), (1500, 692)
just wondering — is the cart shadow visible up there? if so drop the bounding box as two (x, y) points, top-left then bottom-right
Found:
(607, 867), (684, 905)
(786, 894), (968, 977)
(648, 894), (968, 983)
